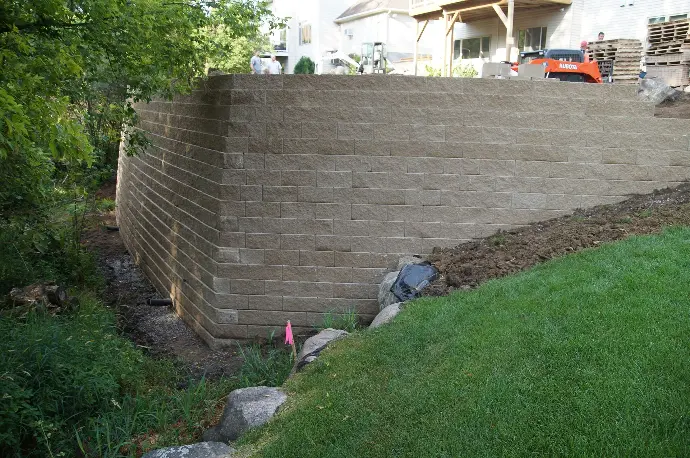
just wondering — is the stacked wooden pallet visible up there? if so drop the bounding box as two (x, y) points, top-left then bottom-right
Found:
(587, 39), (642, 84)
(645, 19), (690, 87)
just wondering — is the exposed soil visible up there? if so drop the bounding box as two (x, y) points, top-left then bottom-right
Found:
(82, 180), (243, 379)
(655, 91), (690, 119)
(425, 182), (690, 296)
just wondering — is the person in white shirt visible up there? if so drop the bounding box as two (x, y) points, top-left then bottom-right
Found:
(268, 55), (282, 75)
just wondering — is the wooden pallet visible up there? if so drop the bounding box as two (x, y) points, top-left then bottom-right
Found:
(648, 18), (690, 33)
(646, 51), (690, 66)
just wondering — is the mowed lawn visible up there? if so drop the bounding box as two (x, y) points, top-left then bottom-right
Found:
(239, 228), (690, 457)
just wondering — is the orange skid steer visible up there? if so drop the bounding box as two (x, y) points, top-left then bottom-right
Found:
(512, 49), (604, 83)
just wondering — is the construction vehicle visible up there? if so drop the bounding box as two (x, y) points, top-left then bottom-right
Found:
(513, 49), (604, 83)
(358, 42), (387, 74)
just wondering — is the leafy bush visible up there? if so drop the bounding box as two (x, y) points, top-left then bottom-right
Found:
(453, 62), (478, 77)
(425, 62), (478, 78)
(294, 56), (316, 74)
(425, 64), (441, 77)
(0, 215), (100, 296)
(0, 296), (236, 457)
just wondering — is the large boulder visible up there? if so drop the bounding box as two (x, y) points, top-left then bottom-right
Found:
(142, 442), (234, 458)
(638, 78), (681, 104)
(396, 255), (425, 271)
(294, 328), (349, 372)
(202, 387), (286, 443)
(378, 271), (399, 311)
(369, 303), (403, 329)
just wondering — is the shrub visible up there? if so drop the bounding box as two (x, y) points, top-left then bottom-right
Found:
(0, 296), (237, 457)
(453, 62), (478, 77)
(0, 297), (144, 456)
(294, 56), (316, 74)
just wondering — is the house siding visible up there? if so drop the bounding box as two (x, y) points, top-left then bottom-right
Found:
(442, 0), (690, 74)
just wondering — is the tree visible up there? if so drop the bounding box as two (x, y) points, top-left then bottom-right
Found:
(0, 1), (281, 293)
(205, 27), (272, 74)
(294, 56), (316, 74)
(0, 0), (279, 214)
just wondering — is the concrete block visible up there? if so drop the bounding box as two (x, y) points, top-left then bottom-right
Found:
(373, 123), (410, 141)
(302, 122), (338, 139)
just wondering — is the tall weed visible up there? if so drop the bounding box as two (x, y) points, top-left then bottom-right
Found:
(237, 336), (294, 388)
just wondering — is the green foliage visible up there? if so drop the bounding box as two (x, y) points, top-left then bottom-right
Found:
(0, 295), (237, 457)
(237, 336), (294, 387)
(294, 56), (316, 74)
(317, 308), (360, 333)
(205, 29), (272, 74)
(347, 53), (362, 75)
(0, 0), (279, 215)
(424, 64), (441, 77)
(425, 62), (478, 78)
(0, 213), (100, 295)
(238, 228), (690, 456)
(0, 0), (280, 293)
(453, 62), (479, 77)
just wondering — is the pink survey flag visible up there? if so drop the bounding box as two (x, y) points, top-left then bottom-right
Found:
(285, 320), (294, 346)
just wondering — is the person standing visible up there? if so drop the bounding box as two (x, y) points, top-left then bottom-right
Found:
(580, 40), (590, 62)
(268, 55), (282, 75)
(250, 50), (262, 74)
(598, 31), (605, 41)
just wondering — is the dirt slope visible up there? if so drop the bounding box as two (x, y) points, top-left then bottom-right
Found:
(655, 92), (690, 119)
(425, 182), (690, 296)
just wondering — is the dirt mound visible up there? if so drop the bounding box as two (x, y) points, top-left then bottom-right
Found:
(425, 183), (690, 296)
(655, 91), (690, 119)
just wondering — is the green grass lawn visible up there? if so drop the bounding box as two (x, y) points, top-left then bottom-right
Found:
(238, 228), (690, 457)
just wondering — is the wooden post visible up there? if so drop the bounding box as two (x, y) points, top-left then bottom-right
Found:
(414, 20), (419, 76)
(442, 12), (448, 76)
(505, 0), (515, 62)
(449, 17), (455, 76)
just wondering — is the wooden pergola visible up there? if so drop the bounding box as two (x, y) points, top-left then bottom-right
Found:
(411, 0), (572, 76)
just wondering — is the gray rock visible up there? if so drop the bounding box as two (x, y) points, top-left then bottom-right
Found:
(378, 271), (400, 311)
(202, 387), (286, 443)
(295, 328), (349, 372)
(396, 255), (425, 271)
(142, 442), (234, 458)
(369, 302), (403, 329)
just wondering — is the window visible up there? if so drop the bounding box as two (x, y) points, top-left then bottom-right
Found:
(299, 23), (312, 45)
(649, 13), (688, 24)
(518, 27), (547, 52)
(453, 36), (491, 59)
(272, 28), (287, 51)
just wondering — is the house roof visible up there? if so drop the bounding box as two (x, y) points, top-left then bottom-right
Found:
(336, 0), (409, 22)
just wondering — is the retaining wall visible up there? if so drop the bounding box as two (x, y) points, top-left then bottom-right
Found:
(117, 74), (690, 348)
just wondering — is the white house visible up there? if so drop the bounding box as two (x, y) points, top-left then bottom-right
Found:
(267, 0), (435, 74)
(411, 0), (690, 75)
(267, 0), (356, 74)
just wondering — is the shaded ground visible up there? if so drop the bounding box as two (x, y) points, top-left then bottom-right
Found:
(83, 181), (243, 379)
(655, 91), (690, 119)
(426, 182), (690, 296)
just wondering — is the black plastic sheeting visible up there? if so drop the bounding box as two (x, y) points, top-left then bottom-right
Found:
(391, 262), (439, 302)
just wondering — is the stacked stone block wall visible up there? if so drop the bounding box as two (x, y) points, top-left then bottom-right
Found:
(117, 74), (690, 348)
